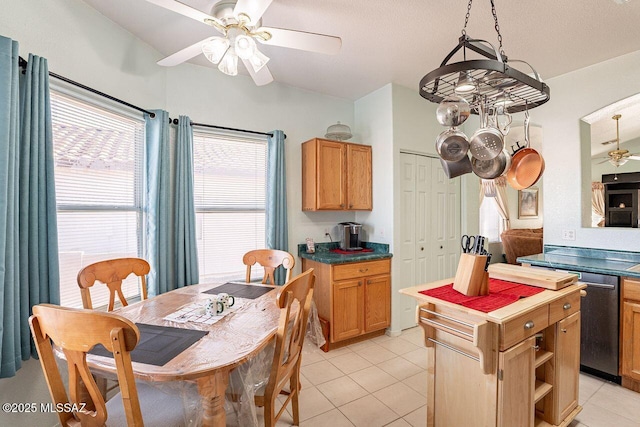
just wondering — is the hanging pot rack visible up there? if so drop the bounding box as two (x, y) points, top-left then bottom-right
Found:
(419, 0), (550, 114)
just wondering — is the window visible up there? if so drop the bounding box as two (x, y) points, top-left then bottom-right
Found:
(479, 196), (502, 242)
(51, 91), (144, 308)
(193, 129), (267, 283)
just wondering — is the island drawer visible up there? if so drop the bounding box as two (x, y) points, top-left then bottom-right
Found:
(333, 259), (390, 281)
(548, 290), (581, 324)
(500, 304), (548, 350)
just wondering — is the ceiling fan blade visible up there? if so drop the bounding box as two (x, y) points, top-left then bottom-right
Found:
(259, 27), (342, 55)
(600, 138), (618, 145)
(596, 158), (612, 164)
(145, 0), (223, 28)
(157, 37), (210, 66)
(234, 0), (273, 25)
(630, 155), (640, 160)
(241, 58), (274, 86)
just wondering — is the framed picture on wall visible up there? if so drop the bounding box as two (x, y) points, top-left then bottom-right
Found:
(518, 187), (539, 219)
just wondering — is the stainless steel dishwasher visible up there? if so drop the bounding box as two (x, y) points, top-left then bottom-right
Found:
(559, 270), (621, 383)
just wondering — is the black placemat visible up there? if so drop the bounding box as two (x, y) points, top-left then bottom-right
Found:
(89, 323), (207, 366)
(204, 282), (273, 299)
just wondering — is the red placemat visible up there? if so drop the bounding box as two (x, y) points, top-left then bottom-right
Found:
(330, 248), (374, 254)
(418, 278), (545, 313)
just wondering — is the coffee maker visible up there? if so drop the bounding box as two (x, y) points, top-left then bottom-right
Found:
(339, 222), (363, 251)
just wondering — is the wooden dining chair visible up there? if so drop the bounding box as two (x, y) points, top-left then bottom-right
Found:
(77, 257), (151, 311)
(256, 268), (315, 426)
(29, 304), (196, 427)
(242, 249), (295, 285)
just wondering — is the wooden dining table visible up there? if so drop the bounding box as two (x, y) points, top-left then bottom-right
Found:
(85, 282), (280, 427)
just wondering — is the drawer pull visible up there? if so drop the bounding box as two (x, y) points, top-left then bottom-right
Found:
(359, 268), (369, 273)
(524, 321), (535, 330)
(563, 303), (571, 310)
(427, 338), (479, 362)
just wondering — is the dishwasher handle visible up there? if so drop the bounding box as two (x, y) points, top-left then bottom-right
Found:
(582, 282), (616, 290)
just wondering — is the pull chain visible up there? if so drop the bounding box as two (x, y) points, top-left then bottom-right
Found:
(461, 0), (473, 36)
(490, 0), (504, 56)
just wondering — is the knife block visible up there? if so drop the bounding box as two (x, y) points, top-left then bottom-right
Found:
(453, 253), (489, 296)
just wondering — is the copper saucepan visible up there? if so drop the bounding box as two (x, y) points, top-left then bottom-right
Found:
(506, 110), (545, 190)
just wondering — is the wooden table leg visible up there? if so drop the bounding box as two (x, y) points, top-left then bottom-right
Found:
(197, 370), (230, 427)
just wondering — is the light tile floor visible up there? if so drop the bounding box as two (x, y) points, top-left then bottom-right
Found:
(257, 326), (640, 427)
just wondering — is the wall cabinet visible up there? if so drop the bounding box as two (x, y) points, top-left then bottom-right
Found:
(302, 138), (372, 211)
(622, 277), (640, 389)
(409, 281), (583, 427)
(301, 258), (390, 347)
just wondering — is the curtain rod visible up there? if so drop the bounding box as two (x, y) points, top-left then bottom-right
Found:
(19, 56), (156, 119)
(170, 118), (286, 139)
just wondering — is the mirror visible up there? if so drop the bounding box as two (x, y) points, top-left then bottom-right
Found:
(583, 93), (640, 227)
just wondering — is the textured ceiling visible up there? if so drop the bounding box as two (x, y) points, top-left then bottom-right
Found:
(81, 0), (640, 102)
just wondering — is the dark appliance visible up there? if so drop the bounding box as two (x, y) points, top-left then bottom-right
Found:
(339, 222), (362, 251)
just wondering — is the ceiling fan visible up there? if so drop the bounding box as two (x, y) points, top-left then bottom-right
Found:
(145, 0), (342, 86)
(596, 114), (640, 166)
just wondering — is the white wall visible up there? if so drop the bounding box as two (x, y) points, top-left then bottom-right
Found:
(536, 50), (640, 249)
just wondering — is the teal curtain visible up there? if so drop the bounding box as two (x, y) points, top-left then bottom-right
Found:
(0, 38), (60, 378)
(266, 130), (288, 285)
(144, 110), (172, 297)
(174, 116), (199, 287)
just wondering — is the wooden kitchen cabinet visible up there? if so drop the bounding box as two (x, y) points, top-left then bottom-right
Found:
(622, 277), (640, 389)
(302, 257), (390, 347)
(402, 271), (584, 427)
(301, 138), (372, 211)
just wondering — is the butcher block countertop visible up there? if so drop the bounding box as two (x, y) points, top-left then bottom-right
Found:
(399, 267), (586, 325)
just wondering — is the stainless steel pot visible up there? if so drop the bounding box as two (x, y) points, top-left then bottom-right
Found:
(471, 149), (511, 179)
(436, 127), (469, 162)
(440, 155), (472, 179)
(436, 95), (471, 127)
(469, 103), (504, 160)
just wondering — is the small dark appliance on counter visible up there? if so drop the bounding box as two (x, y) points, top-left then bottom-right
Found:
(338, 222), (363, 251)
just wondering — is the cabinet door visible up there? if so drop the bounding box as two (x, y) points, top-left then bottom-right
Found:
(498, 337), (535, 427)
(623, 301), (640, 381)
(554, 311), (580, 424)
(364, 274), (390, 332)
(317, 140), (346, 210)
(332, 279), (364, 342)
(346, 144), (372, 210)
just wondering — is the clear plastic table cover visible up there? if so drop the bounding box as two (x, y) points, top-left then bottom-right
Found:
(73, 282), (325, 426)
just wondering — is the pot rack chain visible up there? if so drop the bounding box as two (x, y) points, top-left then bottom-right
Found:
(461, 0), (505, 56)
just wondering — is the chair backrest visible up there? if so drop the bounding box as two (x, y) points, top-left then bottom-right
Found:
(29, 304), (142, 427)
(77, 258), (151, 311)
(266, 268), (315, 397)
(242, 249), (295, 285)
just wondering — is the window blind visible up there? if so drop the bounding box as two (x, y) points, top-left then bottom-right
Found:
(51, 91), (144, 308)
(193, 130), (267, 283)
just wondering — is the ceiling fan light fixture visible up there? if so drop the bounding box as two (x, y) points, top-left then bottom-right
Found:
(249, 49), (270, 72)
(202, 37), (230, 64)
(235, 34), (256, 59)
(218, 48), (238, 76)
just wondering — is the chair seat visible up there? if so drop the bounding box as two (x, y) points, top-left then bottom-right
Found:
(106, 382), (199, 426)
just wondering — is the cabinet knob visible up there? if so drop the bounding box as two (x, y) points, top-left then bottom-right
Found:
(563, 303), (571, 310)
(524, 321), (535, 330)
(358, 281), (362, 286)
(440, 246), (443, 249)
(421, 247), (425, 251)
(340, 204), (345, 208)
(561, 328), (567, 333)
(349, 204), (353, 208)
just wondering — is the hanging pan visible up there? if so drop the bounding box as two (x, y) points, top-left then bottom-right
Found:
(469, 103), (504, 160)
(471, 149), (511, 179)
(435, 127), (469, 162)
(506, 109), (545, 190)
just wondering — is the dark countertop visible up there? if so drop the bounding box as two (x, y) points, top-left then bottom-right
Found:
(298, 242), (392, 265)
(517, 245), (640, 278)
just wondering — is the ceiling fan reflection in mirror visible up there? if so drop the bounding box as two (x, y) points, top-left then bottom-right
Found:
(596, 114), (640, 167)
(146, 0), (342, 86)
